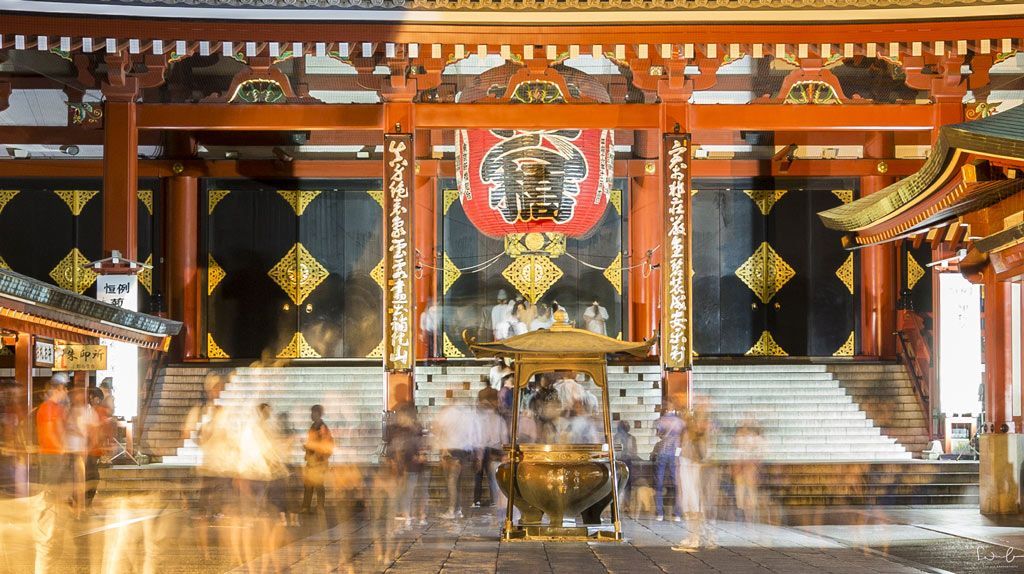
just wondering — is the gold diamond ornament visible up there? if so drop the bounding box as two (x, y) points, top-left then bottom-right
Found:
(832, 189), (854, 205)
(276, 189), (322, 216)
(208, 254), (227, 295)
(139, 254), (153, 294)
(603, 252), (623, 295)
(443, 333), (465, 358)
(735, 242), (795, 304)
(49, 248), (97, 294)
(443, 189), (460, 214)
(907, 252), (926, 290)
(267, 243), (329, 305)
(609, 189), (622, 215)
(0, 255), (9, 270)
(833, 331), (855, 357)
(442, 252), (461, 295)
(835, 253), (854, 295)
(208, 189), (231, 215)
(367, 190), (384, 209)
(277, 332), (322, 359)
(365, 338), (385, 359)
(207, 333), (229, 359)
(54, 190), (98, 216)
(743, 189), (787, 216)
(0, 190), (19, 215)
(746, 331), (788, 357)
(138, 189), (154, 215)
(370, 258), (386, 290)
(501, 255), (563, 304)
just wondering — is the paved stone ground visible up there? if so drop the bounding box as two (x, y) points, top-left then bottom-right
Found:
(2, 502), (1023, 573)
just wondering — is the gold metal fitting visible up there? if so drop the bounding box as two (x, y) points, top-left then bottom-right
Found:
(644, 162), (657, 175)
(876, 160), (889, 174)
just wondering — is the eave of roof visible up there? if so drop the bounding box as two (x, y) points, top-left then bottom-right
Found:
(818, 105), (1024, 234)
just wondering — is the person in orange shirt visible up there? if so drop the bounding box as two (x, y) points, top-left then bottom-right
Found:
(36, 375), (69, 492)
(86, 387), (111, 507)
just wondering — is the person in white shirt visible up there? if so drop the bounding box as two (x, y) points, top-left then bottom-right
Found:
(419, 301), (441, 359)
(583, 300), (609, 336)
(433, 404), (481, 519)
(491, 290), (512, 341)
(529, 303), (553, 331)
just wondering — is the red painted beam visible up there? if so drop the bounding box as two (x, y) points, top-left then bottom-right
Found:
(690, 105), (935, 132)
(136, 104), (386, 131)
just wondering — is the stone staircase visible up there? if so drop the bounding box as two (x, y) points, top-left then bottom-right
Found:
(692, 364), (913, 461)
(160, 366), (384, 466)
(827, 363), (931, 457)
(414, 364), (663, 460)
(138, 365), (229, 458)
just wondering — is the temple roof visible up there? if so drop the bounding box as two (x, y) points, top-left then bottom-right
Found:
(0, 268), (181, 349)
(818, 105), (1024, 237)
(464, 323), (654, 359)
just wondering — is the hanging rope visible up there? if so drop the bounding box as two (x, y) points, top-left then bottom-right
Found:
(563, 245), (661, 276)
(416, 252), (505, 274)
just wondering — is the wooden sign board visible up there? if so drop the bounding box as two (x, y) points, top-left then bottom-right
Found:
(53, 344), (107, 371)
(34, 339), (54, 367)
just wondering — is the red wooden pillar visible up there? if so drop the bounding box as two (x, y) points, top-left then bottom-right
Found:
(102, 100), (139, 260)
(166, 175), (201, 360)
(629, 132), (661, 343)
(14, 333), (32, 497)
(859, 131), (897, 359)
(414, 131), (437, 360)
(984, 269), (1014, 433)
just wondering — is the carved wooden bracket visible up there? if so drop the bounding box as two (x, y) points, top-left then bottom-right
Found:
(381, 49), (418, 103)
(627, 54), (721, 104)
(903, 54), (967, 103)
(0, 81), (10, 113)
(774, 58), (850, 104)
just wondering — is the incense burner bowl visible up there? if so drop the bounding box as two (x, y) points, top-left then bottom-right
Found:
(496, 443), (627, 526)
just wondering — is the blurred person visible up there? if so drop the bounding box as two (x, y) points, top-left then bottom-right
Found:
(553, 371), (598, 414)
(517, 408), (538, 444)
(99, 377), (115, 412)
(674, 401), (717, 552)
(419, 300), (441, 360)
(299, 404), (333, 514)
(614, 420), (638, 511)
(1, 379), (29, 498)
(433, 404), (480, 519)
(528, 374), (561, 443)
(473, 398), (506, 509)
(507, 299), (530, 337)
(34, 374), (70, 573)
(478, 378), (499, 411)
(253, 403), (289, 574)
(491, 290), (512, 341)
(85, 387), (110, 509)
(653, 404), (684, 522)
(529, 303), (553, 331)
(66, 387), (97, 519)
(555, 400), (599, 444)
(733, 418), (765, 523)
(583, 300), (610, 336)
(497, 370), (516, 425)
(487, 358), (508, 388)
(370, 459), (401, 566)
(390, 406), (426, 526)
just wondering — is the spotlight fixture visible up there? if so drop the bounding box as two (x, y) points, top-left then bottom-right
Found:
(59, 144), (80, 156)
(224, 150), (238, 159)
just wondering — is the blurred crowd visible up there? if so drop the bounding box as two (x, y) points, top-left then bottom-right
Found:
(0, 362), (779, 571)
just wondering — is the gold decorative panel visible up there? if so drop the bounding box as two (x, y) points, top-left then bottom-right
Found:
(603, 252), (623, 295)
(366, 338), (385, 359)
(268, 243), (329, 305)
(207, 254), (226, 295)
(54, 190), (98, 216)
(743, 189), (787, 216)
(367, 190), (384, 209)
(832, 189), (854, 205)
(784, 80), (842, 105)
(735, 242), (795, 304)
(208, 189), (231, 215)
(504, 233), (565, 258)
(746, 331), (788, 357)
(276, 189), (322, 216)
(502, 255), (563, 304)
(835, 253), (854, 295)
(207, 333), (229, 359)
(138, 189), (154, 215)
(443, 189), (460, 215)
(443, 333), (465, 358)
(276, 332), (322, 359)
(609, 189), (622, 215)
(833, 331), (855, 357)
(0, 190), (19, 215)
(442, 252), (461, 295)
(370, 258), (386, 290)
(907, 252), (926, 290)
(139, 254), (153, 294)
(0, 255), (8, 270)
(49, 248), (96, 294)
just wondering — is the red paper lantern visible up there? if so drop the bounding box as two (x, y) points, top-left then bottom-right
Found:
(455, 129), (614, 239)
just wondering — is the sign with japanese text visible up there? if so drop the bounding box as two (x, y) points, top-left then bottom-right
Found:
(54, 344), (107, 371)
(661, 134), (693, 370)
(383, 134), (415, 371)
(95, 274), (139, 417)
(34, 339), (54, 366)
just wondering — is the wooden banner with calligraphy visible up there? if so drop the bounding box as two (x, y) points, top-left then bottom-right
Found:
(383, 133), (415, 371)
(661, 134), (693, 371)
(54, 344), (108, 371)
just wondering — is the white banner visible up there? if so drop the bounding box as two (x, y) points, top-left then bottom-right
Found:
(938, 272), (982, 417)
(95, 274), (139, 418)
